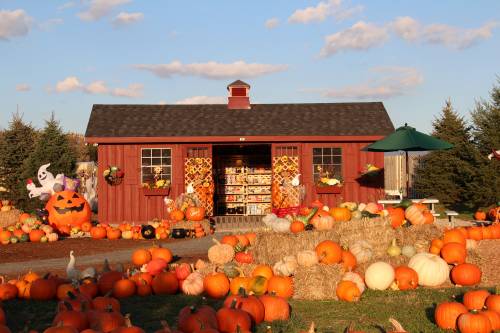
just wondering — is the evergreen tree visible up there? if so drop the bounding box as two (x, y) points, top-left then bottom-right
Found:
(414, 100), (482, 210)
(0, 113), (37, 207)
(21, 113), (77, 210)
(471, 80), (500, 205)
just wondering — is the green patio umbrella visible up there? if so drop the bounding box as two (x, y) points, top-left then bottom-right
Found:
(362, 123), (453, 197)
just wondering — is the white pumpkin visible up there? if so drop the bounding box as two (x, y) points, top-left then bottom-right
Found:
(296, 250), (319, 267)
(273, 256), (298, 276)
(47, 233), (59, 242)
(270, 217), (292, 233)
(350, 240), (373, 264)
(40, 225), (54, 234)
(408, 253), (449, 287)
(401, 245), (416, 258)
(364, 262), (395, 290)
(311, 214), (334, 231)
(341, 271), (365, 294)
(262, 213), (278, 225)
(182, 272), (204, 295)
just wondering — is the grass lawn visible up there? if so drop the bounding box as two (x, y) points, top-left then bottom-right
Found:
(3, 286), (493, 332)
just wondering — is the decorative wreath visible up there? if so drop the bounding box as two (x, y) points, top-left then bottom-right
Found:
(103, 166), (124, 186)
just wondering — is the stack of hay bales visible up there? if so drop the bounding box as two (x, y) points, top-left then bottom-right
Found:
(0, 209), (20, 229)
(252, 217), (442, 300)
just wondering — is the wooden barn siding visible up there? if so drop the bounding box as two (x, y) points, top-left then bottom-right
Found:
(98, 143), (186, 224)
(98, 140), (383, 224)
(300, 142), (384, 207)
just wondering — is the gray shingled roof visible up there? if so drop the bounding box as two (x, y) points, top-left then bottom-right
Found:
(84, 103), (394, 138)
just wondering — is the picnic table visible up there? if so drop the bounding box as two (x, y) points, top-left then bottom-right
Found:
(377, 199), (440, 216)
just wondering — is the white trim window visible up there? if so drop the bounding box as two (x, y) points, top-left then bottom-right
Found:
(141, 148), (172, 184)
(312, 147), (342, 182)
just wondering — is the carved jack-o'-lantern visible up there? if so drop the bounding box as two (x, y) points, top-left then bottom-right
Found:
(45, 190), (91, 228)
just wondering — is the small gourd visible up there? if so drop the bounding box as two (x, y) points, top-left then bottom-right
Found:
(181, 272), (204, 296)
(273, 256), (298, 276)
(387, 239), (401, 257)
(223, 262), (241, 278)
(401, 245), (416, 258)
(208, 238), (235, 265)
(296, 250), (318, 267)
(350, 240), (373, 264)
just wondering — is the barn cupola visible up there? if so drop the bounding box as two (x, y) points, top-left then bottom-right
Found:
(227, 80), (251, 110)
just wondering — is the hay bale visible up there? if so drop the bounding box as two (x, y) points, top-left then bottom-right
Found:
(394, 224), (442, 251)
(253, 230), (340, 265)
(169, 219), (211, 234)
(0, 209), (20, 229)
(293, 264), (343, 300)
(468, 239), (500, 287)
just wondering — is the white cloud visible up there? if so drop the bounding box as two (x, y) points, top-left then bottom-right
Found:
(308, 66), (423, 99)
(320, 21), (389, 56)
(391, 17), (499, 49)
(0, 9), (33, 40)
(53, 77), (142, 98)
(16, 83), (31, 92)
(39, 18), (64, 31)
(134, 60), (288, 80)
(112, 12), (144, 27)
(288, 0), (363, 24)
(176, 96), (226, 105)
(78, 0), (131, 21)
(55, 76), (82, 92)
(265, 18), (279, 29)
(111, 83), (143, 98)
(158, 100), (168, 105)
(84, 80), (109, 94)
(58, 2), (76, 11)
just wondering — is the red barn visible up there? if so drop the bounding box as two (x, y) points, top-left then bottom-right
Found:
(84, 80), (394, 224)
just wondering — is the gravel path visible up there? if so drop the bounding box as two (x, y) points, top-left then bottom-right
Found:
(0, 235), (218, 276)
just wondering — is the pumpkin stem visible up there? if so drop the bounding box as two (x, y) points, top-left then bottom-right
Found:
(234, 267), (245, 278)
(230, 298), (238, 309)
(388, 318), (406, 332)
(307, 322), (315, 333)
(124, 314), (132, 327)
(211, 238), (222, 245)
(62, 300), (73, 311)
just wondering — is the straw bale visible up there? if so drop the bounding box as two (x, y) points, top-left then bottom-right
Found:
(0, 209), (20, 228)
(468, 239), (500, 287)
(253, 230), (340, 265)
(394, 224), (442, 250)
(293, 264), (343, 300)
(169, 219), (211, 233)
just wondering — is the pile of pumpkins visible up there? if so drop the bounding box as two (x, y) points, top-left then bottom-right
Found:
(88, 220), (172, 241)
(263, 199), (436, 234)
(434, 289), (500, 332)
(474, 205), (499, 222)
(0, 213), (59, 245)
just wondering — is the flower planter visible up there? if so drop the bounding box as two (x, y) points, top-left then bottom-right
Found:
(315, 185), (342, 194)
(142, 188), (171, 196)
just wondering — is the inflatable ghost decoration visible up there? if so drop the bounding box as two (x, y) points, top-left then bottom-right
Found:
(26, 163), (65, 200)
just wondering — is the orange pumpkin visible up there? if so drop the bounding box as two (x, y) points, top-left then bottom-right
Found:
(440, 242), (467, 265)
(106, 228), (121, 240)
(450, 263), (482, 286)
(150, 247), (173, 264)
(29, 229), (45, 242)
(90, 226), (107, 239)
(457, 312), (492, 333)
(223, 292), (265, 325)
(204, 272), (230, 299)
(244, 232), (257, 245)
(387, 207), (405, 228)
(169, 209), (184, 221)
(221, 235), (238, 247)
(393, 266), (418, 290)
(131, 249), (152, 267)
(443, 229), (466, 246)
(267, 276), (293, 299)
(258, 294), (290, 322)
(468, 227), (484, 241)
(0, 276), (18, 300)
(315, 240), (342, 264)
(216, 300), (252, 333)
(336, 280), (360, 302)
(330, 207), (352, 222)
(45, 190), (91, 228)
(290, 221), (305, 233)
(474, 210), (487, 221)
(80, 221), (92, 232)
(341, 250), (357, 271)
(434, 302), (468, 330)
(463, 289), (490, 310)
(185, 206), (205, 221)
(112, 278), (136, 298)
(151, 272), (178, 295)
(252, 265), (274, 281)
(486, 294), (500, 313)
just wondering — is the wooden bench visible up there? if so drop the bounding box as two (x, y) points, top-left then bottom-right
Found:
(378, 199), (440, 216)
(445, 210), (459, 227)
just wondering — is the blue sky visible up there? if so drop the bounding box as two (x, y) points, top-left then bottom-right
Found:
(1, 0), (499, 134)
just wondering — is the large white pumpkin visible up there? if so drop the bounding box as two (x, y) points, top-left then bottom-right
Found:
(350, 240), (373, 264)
(408, 252), (449, 287)
(364, 262), (395, 290)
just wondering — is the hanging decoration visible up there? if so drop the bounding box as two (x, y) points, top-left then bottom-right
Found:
(103, 165), (125, 186)
(271, 155), (301, 208)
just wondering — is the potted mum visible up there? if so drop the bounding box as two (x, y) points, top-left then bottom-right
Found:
(142, 166), (171, 196)
(315, 166), (343, 194)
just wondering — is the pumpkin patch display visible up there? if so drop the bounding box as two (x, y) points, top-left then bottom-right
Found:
(45, 190), (91, 228)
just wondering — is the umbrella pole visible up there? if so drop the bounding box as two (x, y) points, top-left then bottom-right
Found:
(405, 151), (410, 198)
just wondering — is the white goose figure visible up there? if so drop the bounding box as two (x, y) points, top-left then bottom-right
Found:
(291, 174), (301, 187)
(66, 251), (80, 281)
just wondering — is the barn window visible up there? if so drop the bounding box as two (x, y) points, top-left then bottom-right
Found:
(312, 147), (342, 182)
(141, 148), (172, 184)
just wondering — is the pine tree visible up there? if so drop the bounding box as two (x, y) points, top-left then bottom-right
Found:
(414, 100), (482, 210)
(0, 113), (37, 207)
(471, 80), (500, 206)
(21, 113), (78, 210)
